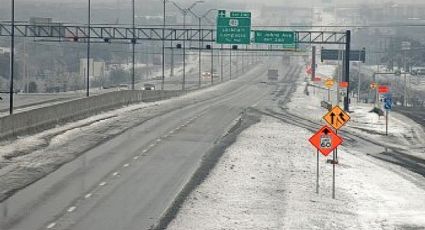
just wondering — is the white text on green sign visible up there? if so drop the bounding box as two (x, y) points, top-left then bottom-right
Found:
(254, 30), (295, 45)
(230, 11), (251, 18)
(216, 17), (251, 44)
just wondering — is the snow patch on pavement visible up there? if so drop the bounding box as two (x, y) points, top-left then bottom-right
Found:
(166, 116), (425, 230)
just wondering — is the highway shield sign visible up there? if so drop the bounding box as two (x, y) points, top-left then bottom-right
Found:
(323, 105), (350, 130)
(309, 126), (343, 156)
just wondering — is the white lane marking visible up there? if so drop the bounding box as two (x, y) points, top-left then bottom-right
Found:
(133, 156), (139, 160)
(46, 222), (56, 229)
(99, 181), (106, 186)
(123, 163), (130, 168)
(142, 149), (148, 153)
(149, 144), (155, 148)
(85, 193), (92, 199)
(112, 172), (119, 176)
(67, 206), (76, 212)
(156, 138), (161, 142)
(181, 125), (185, 127)
(169, 130), (174, 134)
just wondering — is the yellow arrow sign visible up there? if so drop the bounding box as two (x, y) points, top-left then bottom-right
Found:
(323, 105), (350, 130)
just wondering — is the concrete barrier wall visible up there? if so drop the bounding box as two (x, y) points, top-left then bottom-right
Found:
(0, 90), (183, 139)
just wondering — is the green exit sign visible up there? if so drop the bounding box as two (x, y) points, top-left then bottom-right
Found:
(230, 11), (251, 18)
(216, 17), (251, 44)
(254, 30), (295, 45)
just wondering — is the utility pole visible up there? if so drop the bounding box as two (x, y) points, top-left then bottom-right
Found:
(210, 44), (214, 85)
(86, 0), (91, 97)
(9, 0), (15, 114)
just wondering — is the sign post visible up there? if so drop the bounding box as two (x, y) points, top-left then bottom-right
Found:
(383, 94), (392, 136)
(309, 125), (343, 195)
(316, 149), (319, 194)
(322, 105), (350, 199)
(324, 79), (334, 102)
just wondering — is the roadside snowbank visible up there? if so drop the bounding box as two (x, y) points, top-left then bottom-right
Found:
(166, 116), (425, 230)
(288, 69), (425, 158)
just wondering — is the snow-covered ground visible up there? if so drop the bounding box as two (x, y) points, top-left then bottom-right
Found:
(166, 62), (425, 230)
(290, 66), (425, 160)
(167, 116), (425, 230)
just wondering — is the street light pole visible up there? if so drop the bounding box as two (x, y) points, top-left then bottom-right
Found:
(211, 43), (213, 85)
(131, 0), (135, 90)
(187, 8), (216, 88)
(86, 0), (91, 97)
(162, 0), (166, 90)
(182, 12), (186, 91)
(171, 1), (204, 91)
(9, 0), (15, 114)
(198, 17), (201, 88)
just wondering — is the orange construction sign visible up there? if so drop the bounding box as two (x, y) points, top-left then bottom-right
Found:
(324, 79), (334, 88)
(339, 81), (349, 88)
(309, 126), (343, 156)
(323, 105), (351, 130)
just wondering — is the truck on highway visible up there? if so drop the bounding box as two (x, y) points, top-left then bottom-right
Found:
(267, 69), (279, 81)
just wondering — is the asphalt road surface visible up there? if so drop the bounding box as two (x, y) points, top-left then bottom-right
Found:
(393, 106), (425, 128)
(0, 60), (292, 230)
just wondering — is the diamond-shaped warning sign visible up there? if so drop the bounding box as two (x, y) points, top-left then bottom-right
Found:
(323, 105), (350, 130)
(309, 125), (343, 156)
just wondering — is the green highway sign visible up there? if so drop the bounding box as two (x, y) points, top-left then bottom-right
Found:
(254, 30), (295, 45)
(216, 15), (251, 44)
(230, 11), (251, 18)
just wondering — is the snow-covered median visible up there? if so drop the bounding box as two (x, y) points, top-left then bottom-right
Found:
(166, 116), (425, 230)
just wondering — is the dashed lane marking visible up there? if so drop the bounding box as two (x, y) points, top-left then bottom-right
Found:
(133, 156), (139, 160)
(123, 163), (130, 168)
(67, 206), (76, 213)
(112, 172), (119, 176)
(46, 222), (56, 229)
(84, 193), (92, 199)
(99, 182), (106, 186)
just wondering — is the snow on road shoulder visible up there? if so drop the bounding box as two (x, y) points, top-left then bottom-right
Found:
(166, 116), (425, 230)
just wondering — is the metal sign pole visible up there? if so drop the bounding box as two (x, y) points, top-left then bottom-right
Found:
(316, 149), (320, 194)
(328, 88), (330, 102)
(385, 110), (389, 136)
(332, 129), (338, 199)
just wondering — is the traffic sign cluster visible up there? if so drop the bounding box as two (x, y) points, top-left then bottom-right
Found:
(308, 105), (350, 198)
